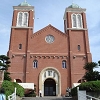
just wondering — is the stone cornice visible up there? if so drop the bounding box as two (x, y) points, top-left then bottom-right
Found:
(66, 28), (88, 30)
(11, 26), (33, 29)
(13, 6), (34, 11)
(66, 8), (86, 12)
(63, 8), (86, 20)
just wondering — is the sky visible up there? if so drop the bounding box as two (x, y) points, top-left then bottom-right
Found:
(0, 0), (100, 70)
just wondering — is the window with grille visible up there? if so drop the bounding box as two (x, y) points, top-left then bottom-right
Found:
(17, 12), (29, 27)
(33, 60), (38, 68)
(62, 60), (67, 68)
(71, 14), (83, 28)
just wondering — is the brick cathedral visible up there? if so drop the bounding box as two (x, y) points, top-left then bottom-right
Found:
(8, 1), (92, 96)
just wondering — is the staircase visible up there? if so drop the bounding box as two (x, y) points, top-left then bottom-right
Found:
(21, 97), (73, 100)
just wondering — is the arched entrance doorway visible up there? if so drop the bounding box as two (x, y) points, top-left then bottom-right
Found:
(44, 78), (56, 96)
(39, 67), (61, 96)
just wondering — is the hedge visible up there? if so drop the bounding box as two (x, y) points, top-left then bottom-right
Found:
(71, 81), (100, 96)
(1, 80), (24, 99)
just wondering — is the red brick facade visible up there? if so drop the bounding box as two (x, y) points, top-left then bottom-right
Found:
(8, 4), (92, 96)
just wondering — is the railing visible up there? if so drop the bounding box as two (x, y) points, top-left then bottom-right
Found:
(8, 87), (16, 100)
(77, 87), (100, 100)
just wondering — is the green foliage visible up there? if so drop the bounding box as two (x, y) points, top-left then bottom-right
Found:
(25, 90), (36, 97)
(1, 80), (24, 99)
(79, 81), (100, 92)
(0, 55), (12, 81)
(0, 55), (10, 70)
(13, 82), (24, 97)
(4, 71), (12, 81)
(98, 60), (100, 66)
(83, 62), (100, 81)
(25, 84), (36, 97)
(84, 71), (100, 81)
(71, 86), (77, 96)
(83, 62), (98, 72)
(71, 81), (100, 96)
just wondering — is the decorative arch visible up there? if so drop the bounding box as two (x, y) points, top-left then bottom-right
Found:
(39, 67), (61, 97)
(71, 13), (83, 28)
(17, 12), (29, 27)
(16, 79), (22, 83)
(62, 60), (67, 68)
(71, 13), (77, 28)
(33, 60), (38, 68)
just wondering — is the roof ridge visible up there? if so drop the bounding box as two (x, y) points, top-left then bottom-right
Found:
(31, 24), (66, 38)
(34, 24), (64, 34)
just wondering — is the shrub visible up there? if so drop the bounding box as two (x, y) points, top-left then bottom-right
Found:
(79, 81), (100, 92)
(25, 89), (36, 97)
(1, 80), (24, 99)
(71, 86), (77, 96)
(71, 81), (100, 96)
(25, 84), (36, 97)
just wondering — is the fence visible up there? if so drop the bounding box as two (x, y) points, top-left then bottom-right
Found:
(8, 87), (16, 100)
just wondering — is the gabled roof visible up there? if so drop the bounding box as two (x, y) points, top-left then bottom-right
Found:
(32, 24), (66, 37)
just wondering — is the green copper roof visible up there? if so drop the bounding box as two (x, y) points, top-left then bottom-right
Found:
(68, 3), (81, 8)
(18, 1), (31, 6)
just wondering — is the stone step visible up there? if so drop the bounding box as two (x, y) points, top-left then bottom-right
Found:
(21, 97), (73, 100)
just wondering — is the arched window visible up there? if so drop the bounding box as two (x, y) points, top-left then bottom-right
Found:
(16, 79), (22, 83)
(62, 60), (67, 68)
(17, 12), (28, 27)
(71, 14), (83, 28)
(72, 14), (77, 28)
(77, 45), (81, 51)
(17, 12), (23, 26)
(23, 12), (28, 26)
(77, 14), (82, 28)
(19, 44), (22, 49)
(33, 60), (38, 68)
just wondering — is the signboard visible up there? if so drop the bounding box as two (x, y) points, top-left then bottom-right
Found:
(18, 83), (34, 90)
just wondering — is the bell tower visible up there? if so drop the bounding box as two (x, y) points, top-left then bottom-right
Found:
(8, 1), (34, 82)
(64, 3), (92, 86)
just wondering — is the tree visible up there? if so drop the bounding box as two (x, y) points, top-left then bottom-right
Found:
(0, 55), (12, 81)
(83, 62), (98, 72)
(83, 71), (100, 81)
(98, 60), (100, 66)
(83, 62), (100, 81)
